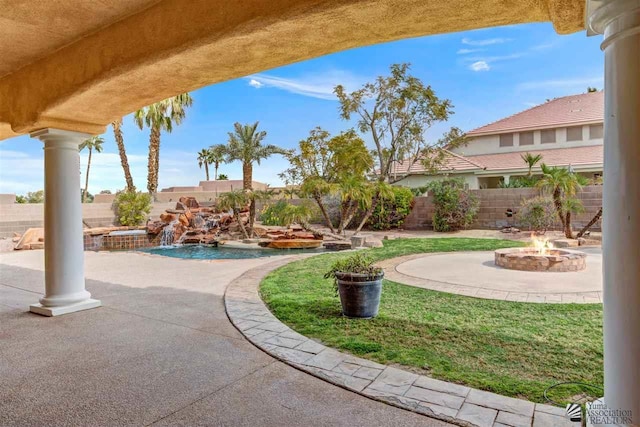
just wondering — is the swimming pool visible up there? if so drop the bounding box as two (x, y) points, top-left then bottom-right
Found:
(138, 244), (326, 260)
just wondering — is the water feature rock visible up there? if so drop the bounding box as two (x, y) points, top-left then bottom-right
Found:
(178, 213), (190, 227)
(179, 196), (199, 209)
(14, 227), (44, 250)
(160, 212), (176, 223)
(147, 221), (167, 235)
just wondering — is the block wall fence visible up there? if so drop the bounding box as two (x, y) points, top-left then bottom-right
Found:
(0, 187), (602, 238)
(403, 185), (603, 231)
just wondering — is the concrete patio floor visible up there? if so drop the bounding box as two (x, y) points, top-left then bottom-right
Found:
(0, 250), (451, 427)
(381, 247), (603, 303)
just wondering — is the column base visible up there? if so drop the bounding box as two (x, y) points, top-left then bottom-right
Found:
(29, 299), (101, 317)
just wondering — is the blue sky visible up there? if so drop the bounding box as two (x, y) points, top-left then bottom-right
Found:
(0, 23), (604, 195)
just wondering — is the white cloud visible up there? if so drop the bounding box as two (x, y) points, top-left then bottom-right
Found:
(470, 61), (490, 72)
(517, 76), (604, 91)
(463, 53), (523, 72)
(461, 37), (511, 46)
(530, 42), (557, 51)
(457, 48), (484, 55)
(244, 70), (367, 100)
(466, 53), (524, 63)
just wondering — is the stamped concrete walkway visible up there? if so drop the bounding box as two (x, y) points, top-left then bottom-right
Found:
(379, 249), (603, 304)
(225, 258), (579, 427)
(0, 250), (450, 427)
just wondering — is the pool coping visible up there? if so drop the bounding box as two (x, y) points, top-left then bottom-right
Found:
(224, 255), (579, 427)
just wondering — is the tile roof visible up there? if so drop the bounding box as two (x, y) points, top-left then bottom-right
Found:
(467, 92), (604, 136)
(391, 145), (603, 175)
(389, 150), (484, 175)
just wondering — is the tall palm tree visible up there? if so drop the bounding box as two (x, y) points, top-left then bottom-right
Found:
(197, 148), (212, 180)
(134, 93), (193, 194)
(225, 122), (287, 234)
(521, 152), (543, 176)
(537, 164), (587, 238)
(79, 136), (104, 203)
(209, 144), (227, 180)
(111, 119), (135, 191)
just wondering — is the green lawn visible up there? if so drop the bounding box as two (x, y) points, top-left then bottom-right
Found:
(260, 238), (603, 403)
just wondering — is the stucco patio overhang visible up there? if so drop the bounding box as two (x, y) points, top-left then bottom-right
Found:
(1, 0), (639, 426)
(0, 0), (586, 140)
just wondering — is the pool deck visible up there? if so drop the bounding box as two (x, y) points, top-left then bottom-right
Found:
(0, 249), (450, 427)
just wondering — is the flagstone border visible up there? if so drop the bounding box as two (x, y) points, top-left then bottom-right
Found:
(224, 256), (580, 427)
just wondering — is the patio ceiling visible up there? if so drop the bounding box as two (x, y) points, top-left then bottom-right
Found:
(0, 0), (585, 140)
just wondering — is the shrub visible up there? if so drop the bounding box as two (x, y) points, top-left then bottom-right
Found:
(427, 179), (479, 232)
(260, 200), (289, 226)
(498, 176), (539, 188)
(516, 196), (557, 233)
(260, 200), (318, 226)
(410, 186), (429, 197)
(113, 191), (151, 226)
(367, 186), (415, 230)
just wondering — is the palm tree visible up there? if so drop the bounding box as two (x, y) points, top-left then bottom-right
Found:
(217, 174), (229, 180)
(521, 152), (543, 177)
(225, 122), (288, 234)
(111, 119), (135, 191)
(217, 189), (250, 239)
(134, 93), (193, 194)
(353, 181), (395, 234)
(209, 144), (227, 180)
(197, 149), (212, 180)
(337, 176), (370, 234)
(537, 164), (587, 238)
(79, 136), (104, 203)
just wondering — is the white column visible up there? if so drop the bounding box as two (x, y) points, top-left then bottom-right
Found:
(29, 128), (101, 316)
(588, 1), (640, 425)
(503, 175), (510, 185)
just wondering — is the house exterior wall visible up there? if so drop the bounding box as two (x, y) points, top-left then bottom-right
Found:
(451, 124), (604, 156)
(393, 173), (479, 189)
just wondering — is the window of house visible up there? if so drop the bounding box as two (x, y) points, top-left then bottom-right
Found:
(519, 131), (534, 145)
(499, 133), (513, 147)
(541, 129), (556, 144)
(590, 124), (604, 139)
(566, 126), (583, 141)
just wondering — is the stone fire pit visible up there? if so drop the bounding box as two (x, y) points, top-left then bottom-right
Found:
(495, 247), (587, 272)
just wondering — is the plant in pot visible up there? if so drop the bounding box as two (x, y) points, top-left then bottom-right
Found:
(324, 252), (384, 318)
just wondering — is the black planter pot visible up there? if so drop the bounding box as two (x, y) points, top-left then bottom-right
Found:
(335, 272), (384, 318)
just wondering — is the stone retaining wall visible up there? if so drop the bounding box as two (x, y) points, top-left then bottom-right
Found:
(403, 186), (603, 231)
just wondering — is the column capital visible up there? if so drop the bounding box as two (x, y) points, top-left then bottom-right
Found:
(587, 0), (640, 45)
(30, 128), (92, 144)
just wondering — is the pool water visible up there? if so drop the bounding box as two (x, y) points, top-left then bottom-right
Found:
(139, 244), (326, 260)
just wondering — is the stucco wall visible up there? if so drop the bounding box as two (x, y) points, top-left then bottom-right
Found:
(394, 174), (480, 189)
(403, 185), (603, 231)
(451, 125), (603, 156)
(0, 202), (174, 238)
